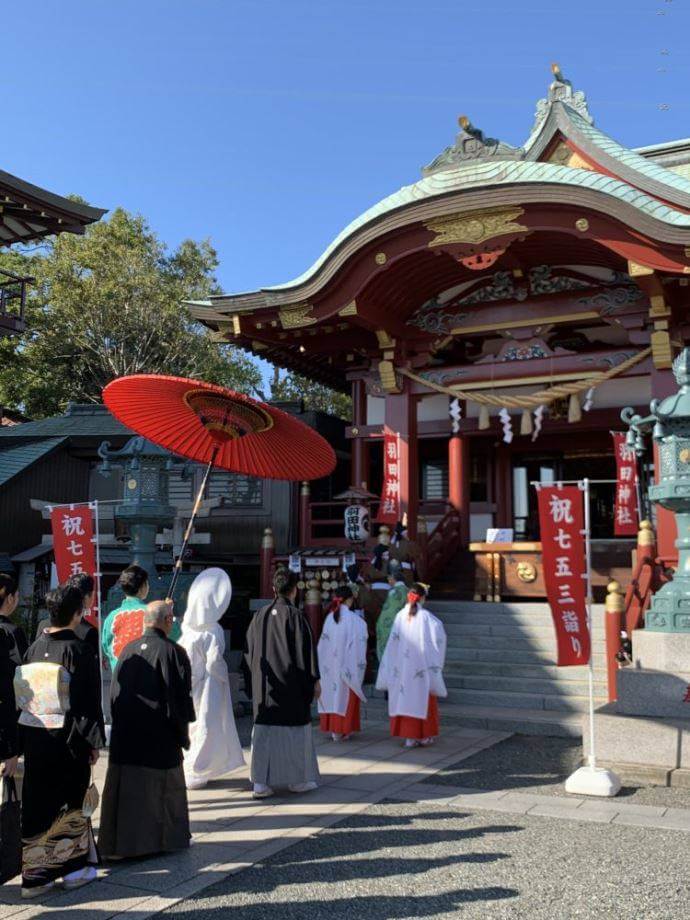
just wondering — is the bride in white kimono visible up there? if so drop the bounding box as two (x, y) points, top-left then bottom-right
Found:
(179, 568), (245, 788)
(376, 583), (447, 747)
(317, 586), (368, 741)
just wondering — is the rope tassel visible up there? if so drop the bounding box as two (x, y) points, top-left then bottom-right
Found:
(520, 408), (532, 436)
(478, 404), (490, 430)
(568, 393), (582, 423)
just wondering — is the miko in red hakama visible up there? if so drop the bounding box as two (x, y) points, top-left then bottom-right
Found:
(317, 591), (368, 740)
(376, 585), (447, 747)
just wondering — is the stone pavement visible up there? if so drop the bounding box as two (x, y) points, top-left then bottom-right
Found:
(0, 718), (507, 920)
(3, 712), (690, 919)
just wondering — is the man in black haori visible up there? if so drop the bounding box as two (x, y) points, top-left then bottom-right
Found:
(98, 600), (195, 860)
(15, 584), (104, 898)
(0, 575), (22, 786)
(245, 569), (321, 799)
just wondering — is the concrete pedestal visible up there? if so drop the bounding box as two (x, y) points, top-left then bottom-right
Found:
(583, 631), (690, 785)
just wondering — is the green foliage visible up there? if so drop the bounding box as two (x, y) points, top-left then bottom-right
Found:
(0, 209), (261, 418)
(269, 369), (351, 420)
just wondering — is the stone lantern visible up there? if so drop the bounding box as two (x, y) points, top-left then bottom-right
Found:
(98, 435), (196, 610)
(622, 348), (690, 633)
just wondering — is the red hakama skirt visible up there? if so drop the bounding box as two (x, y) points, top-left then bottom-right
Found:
(319, 690), (361, 735)
(390, 695), (440, 740)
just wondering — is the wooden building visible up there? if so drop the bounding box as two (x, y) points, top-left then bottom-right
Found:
(0, 165), (105, 335)
(190, 66), (690, 598)
(0, 403), (348, 620)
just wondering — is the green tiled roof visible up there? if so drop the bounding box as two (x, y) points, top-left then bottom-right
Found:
(261, 158), (690, 293)
(0, 437), (67, 487)
(0, 404), (132, 441)
(565, 108), (690, 199)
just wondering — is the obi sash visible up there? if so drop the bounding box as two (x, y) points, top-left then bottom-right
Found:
(14, 662), (71, 729)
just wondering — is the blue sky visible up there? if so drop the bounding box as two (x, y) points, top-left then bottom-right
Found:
(3, 1), (688, 293)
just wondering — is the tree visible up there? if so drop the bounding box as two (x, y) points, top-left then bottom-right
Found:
(0, 208), (261, 418)
(268, 368), (351, 420)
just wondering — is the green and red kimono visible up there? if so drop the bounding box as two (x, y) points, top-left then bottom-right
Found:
(101, 597), (181, 671)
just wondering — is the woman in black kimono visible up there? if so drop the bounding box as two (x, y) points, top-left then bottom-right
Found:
(15, 584), (104, 898)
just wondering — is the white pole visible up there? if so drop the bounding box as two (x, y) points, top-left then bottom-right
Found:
(91, 500), (107, 725)
(581, 478), (597, 769)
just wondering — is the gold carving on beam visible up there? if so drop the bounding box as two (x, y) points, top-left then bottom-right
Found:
(628, 260), (654, 278)
(684, 246), (690, 259)
(575, 218), (589, 232)
(375, 329), (396, 349)
(231, 314), (243, 335)
(649, 294), (670, 319)
(279, 302), (317, 329)
(338, 301), (357, 316)
(375, 252), (387, 265)
(251, 340), (268, 351)
(378, 359), (400, 394)
(426, 207), (527, 247)
(651, 329), (673, 369)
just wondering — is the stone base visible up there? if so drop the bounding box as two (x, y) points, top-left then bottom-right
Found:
(633, 630), (690, 671)
(584, 704), (690, 772)
(616, 668), (690, 719)
(595, 760), (672, 787)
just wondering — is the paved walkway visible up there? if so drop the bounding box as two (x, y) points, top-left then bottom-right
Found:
(0, 719), (506, 920)
(3, 712), (690, 919)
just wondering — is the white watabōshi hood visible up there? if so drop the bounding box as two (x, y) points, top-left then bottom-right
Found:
(183, 568), (232, 632)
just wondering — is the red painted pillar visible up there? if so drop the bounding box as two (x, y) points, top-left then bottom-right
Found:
(351, 379), (369, 489)
(448, 433), (470, 547)
(384, 387), (418, 539)
(260, 527), (274, 598)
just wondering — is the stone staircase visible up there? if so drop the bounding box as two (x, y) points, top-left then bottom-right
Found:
(425, 600), (608, 737)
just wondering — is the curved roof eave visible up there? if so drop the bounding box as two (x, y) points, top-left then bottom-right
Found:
(208, 159), (690, 306)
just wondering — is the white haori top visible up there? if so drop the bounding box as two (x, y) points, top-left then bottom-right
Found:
(376, 604), (447, 720)
(180, 568), (245, 783)
(317, 605), (368, 717)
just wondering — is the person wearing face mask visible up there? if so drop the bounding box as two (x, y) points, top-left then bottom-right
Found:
(179, 568), (245, 790)
(317, 586), (368, 742)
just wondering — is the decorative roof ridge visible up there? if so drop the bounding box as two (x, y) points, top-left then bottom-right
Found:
(524, 63), (593, 151)
(422, 115), (523, 176)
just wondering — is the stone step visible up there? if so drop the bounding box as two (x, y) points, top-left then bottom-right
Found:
(445, 632), (604, 651)
(443, 622), (606, 639)
(446, 645), (607, 666)
(447, 687), (607, 713)
(429, 601), (607, 617)
(445, 659), (607, 682)
(436, 611), (607, 627)
(445, 674), (608, 696)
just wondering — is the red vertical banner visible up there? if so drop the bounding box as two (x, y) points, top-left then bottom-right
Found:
(537, 484), (591, 667)
(376, 431), (401, 524)
(611, 432), (639, 536)
(50, 504), (99, 624)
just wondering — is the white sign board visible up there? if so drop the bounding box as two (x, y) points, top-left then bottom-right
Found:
(486, 528), (514, 544)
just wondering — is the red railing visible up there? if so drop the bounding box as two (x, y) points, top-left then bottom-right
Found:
(421, 504), (462, 583)
(604, 523), (668, 702)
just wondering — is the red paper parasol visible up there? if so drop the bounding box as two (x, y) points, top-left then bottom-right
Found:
(103, 374), (336, 480)
(103, 374), (336, 595)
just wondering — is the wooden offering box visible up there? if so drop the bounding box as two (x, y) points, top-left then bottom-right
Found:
(469, 543), (544, 602)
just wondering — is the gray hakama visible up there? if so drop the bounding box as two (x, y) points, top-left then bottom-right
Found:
(250, 723), (320, 787)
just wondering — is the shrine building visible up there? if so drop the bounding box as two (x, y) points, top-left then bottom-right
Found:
(191, 66), (690, 599)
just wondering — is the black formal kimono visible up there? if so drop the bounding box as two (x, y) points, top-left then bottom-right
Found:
(98, 628), (195, 859)
(0, 614), (28, 666)
(0, 630), (18, 761)
(245, 596), (320, 787)
(17, 630), (104, 890)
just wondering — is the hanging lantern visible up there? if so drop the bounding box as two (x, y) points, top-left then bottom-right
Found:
(344, 503), (370, 542)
